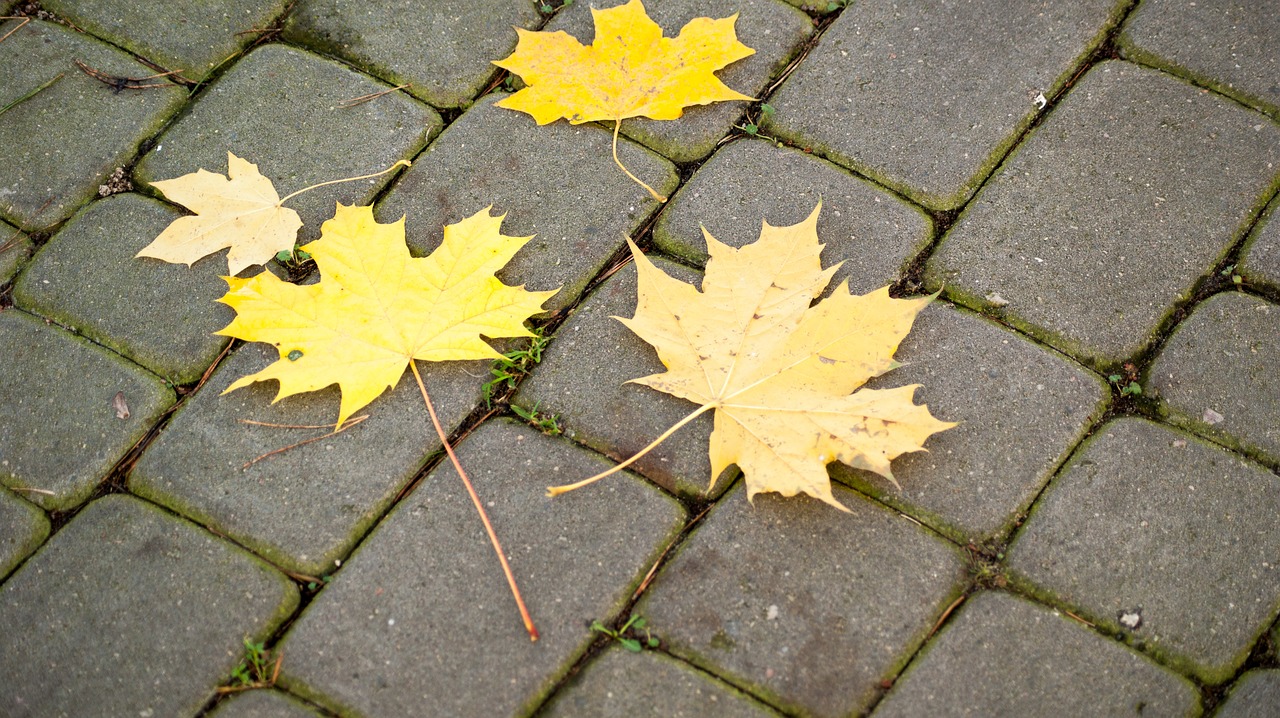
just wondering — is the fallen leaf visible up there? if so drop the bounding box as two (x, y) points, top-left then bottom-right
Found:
(217, 202), (556, 641)
(493, 0), (753, 200)
(112, 391), (130, 419)
(216, 203), (558, 427)
(137, 152), (302, 275)
(551, 204), (954, 510)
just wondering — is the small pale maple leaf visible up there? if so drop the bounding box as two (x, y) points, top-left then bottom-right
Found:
(552, 204), (954, 511)
(216, 203), (558, 426)
(137, 152), (302, 275)
(492, 0), (754, 200)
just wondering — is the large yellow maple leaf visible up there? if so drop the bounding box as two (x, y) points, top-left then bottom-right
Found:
(493, 0), (753, 200)
(216, 203), (558, 427)
(137, 152), (302, 275)
(551, 205), (954, 511)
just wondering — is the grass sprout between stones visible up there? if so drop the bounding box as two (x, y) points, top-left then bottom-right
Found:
(591, 615), (659, 652)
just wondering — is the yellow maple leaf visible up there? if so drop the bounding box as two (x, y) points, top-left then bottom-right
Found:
(493, 0), (754, 200)
(550, 204), (954, 511)
(216, 203), (558, 427)
(137, 152), (302, 275)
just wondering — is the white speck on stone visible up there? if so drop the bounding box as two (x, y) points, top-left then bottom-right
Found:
(767, 605), (779, 620)
(1119, 609), (1142, 630)
(1202, 408), (1224, 425)
(1033, 93), (1047, 109)
(985, 292), (1009, 307)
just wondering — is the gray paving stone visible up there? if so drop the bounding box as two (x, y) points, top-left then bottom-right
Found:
(0, 488), (47, 579)
(637, 483), (965, 718)
(653, 137), (931, 292)
(0, 494), (298, 718)
(209, 689), (326, 718)
(0, 19), (185, 230)
(131, 342), (488, 577)
(928, 61), (1280, 367)
(13, 193), (233, 384)
(1149, 292), (1280, 464)
(545, 647), (780, 718)
(0, 310), (174, 511)
(1240, 202), (1280, 289)
(277, 419), (685, 717)
(137, 44), (439, 244)
(377, 93), (678, 313)
(41, 0), (291, 80)
(830, 304), (1109, 542)
(872, 591), (1199, 718)
(1121, 0), (1280, 118)
(0, 221), (31, 284)
(763, 0), (1126, 209)
(1216, 669), (1280, 718)
(516, 259), (725, 500)
(1007, 418), (1280, 683)
(284, 0), (541, 109)
(546, 0), (812, 163)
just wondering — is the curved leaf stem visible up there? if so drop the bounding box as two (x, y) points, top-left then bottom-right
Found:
(410, 361), (539, 642)
(277, 159), (412, 205)
(612, 119), (666, 204)
(547, 402), (714, 496)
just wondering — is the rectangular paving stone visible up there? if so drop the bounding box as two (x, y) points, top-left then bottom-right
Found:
(515, 258), (724, 500)
(0, 19), (186, 230)
(1216, 669), (1280, 718)
(1149, 292), (1280, 465)
(0, 221), (32, 284)
(0, 488), (47, 580)
(41, 0), (291, 80)
(1007, 418), (1280, 683)
(284, 0), (542, 109)
(830, 303), (1109, 542)
(763, 0), (1127, 209)
(0, 494), (298, 718)
(637, 483), (965, 718)
(137, 43), (440, 245)
(130, 343), (488, 578)
(376, 93), (678, 313)
(653, 137), (932, 293)
(1241, 200), (1280, 289)
(0, 310), (174, 511)
(928, 61), (1280, 367)
(872, 591), (1199, 718)
(544, 647), (781, 718)
(13, 193), (233, 384)
(209, 689), (326, 718)
(545, 0), (813, 163)
(1120, 0), (1280, 118)
(277, 419), (685, 717)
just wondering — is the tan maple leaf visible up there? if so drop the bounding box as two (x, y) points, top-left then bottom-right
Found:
(550, 204), (954, 511)
(137, 153), (408, 274)
(493, 0), (754, 201)
(137, 152), (302, 275)
(217, 202), (557, 640)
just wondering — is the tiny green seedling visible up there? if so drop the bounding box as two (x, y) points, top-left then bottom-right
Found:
(218, 638), (282, 694)
(1107, 374), (1142, 397)
(481, 330), (551, 407)
(513, 402), (562, 435)
(591, 615), (659, 652)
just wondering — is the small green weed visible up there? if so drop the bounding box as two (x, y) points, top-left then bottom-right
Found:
(1107, 374), (1142, 397)
(218, 638), (281, 694)
(481, 331), (551, 407)
(736, 103), (778, 141)
(825, 0), (850, 11)
(591, 615), (659, 652)
(513, 402), (562, 435)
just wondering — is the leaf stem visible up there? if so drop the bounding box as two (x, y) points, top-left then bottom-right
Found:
(547, 402), (714, 496)
(611, 119), (666, 204)
(410, 361), (539, 642)
(277, 160), (411, 205)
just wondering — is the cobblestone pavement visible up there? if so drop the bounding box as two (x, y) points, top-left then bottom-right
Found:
(1, 1), (1278, 716)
